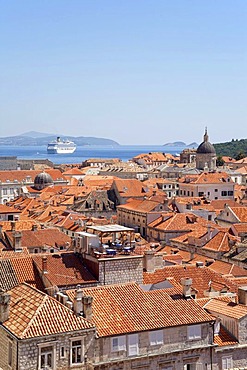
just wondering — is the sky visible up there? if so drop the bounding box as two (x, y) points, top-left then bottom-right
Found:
(0, 1), (246, 145)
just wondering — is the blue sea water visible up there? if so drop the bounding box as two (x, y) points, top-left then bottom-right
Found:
(0, 145), (185, 164)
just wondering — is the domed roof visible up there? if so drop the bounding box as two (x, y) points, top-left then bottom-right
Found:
(196, 129), (216, 154)
(34, 171), (53, 190)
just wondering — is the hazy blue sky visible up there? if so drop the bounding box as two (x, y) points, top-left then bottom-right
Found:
(0, 1), (246, 144)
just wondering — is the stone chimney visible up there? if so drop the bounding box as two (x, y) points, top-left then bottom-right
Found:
(74, 286), (83, 315)
(181, 277), (192, 299)
(238, 287), (247, 305)
(143, 249), (156, 273)
(82, 296), (93, 321)
(42, 256), (48, 274)
(13, 231), (22, 251)
(0, 290), (10, 323)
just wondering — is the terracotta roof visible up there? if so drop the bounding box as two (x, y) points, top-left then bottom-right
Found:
(148, 213), (210, 232)
(204, 298), (247, 319)
(0, 220), (39, 232)
(214, 325), (238, 346)
(229, 277), (247, 287)
(10, 256), (44, 290)
(231, 223), (247, 234)
(3, 283), (94, 339)
(5, 228), (71, 249)
(0, 169), (66, 183)
(208, 260), (247, 278)
(0, 204), (22, 214)
(143, 265), (238, 298)
(32, 252), (97, 287)
(66, 282), (213, 337)
(210, 199), (241, 211)
(117, 199), (162, 213)
(179, 172), (234, 184)
(202, 231), (233, 253)
(231, 207), (247, 223)
(63, 168), (84, 176)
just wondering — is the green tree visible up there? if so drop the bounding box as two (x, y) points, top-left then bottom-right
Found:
(216, 156), (225, 166)
(235, 151), (245, 160)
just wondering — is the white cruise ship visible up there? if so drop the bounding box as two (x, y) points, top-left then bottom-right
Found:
(47, 137), (77, 154)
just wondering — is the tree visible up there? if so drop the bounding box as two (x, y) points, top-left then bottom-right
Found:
(235, 151), (245, 161)
(216, 156), (225, 167)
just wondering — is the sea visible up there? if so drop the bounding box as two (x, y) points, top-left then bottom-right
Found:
(0, 145), (186, 165)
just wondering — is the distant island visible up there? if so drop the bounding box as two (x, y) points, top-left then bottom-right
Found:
(0, 131), (120, 147)
(163, 141), (198, 148)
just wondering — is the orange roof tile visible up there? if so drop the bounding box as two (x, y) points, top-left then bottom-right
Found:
(208, 260), (247, 278)
(204, 298), (247, 319)
(32, 252), (97, 287)
(66, 282), (213, 337)
(143, 265), (238, 298)
(3, 283), (94, 339)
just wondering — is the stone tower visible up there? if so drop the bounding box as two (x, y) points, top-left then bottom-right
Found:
(196, 128), (216, 171)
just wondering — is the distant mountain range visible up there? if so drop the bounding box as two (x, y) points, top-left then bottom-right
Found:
(163, 141), (198, 148)
(0, 131), (120, 146)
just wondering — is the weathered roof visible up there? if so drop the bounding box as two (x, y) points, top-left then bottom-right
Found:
(66, 282), (213, 337)
(3, 283), (94, 339)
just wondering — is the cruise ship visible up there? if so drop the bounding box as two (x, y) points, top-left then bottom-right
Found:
(47, 137), (77, 154)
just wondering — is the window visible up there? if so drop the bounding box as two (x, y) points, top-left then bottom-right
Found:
(70, 337), (84, 365)
(221, 191), (227, 196)
(198, 192), (204, 197)
(9, 188), (14, 194)
(149, 329), (163, 346)
(215, 189), (218, 192)
(60, 346), (66, 359)
(228, 191), (233, 196)
(3, 189), (7, 195)
(187, 324), (201, 340)
(8, 341), (13, 367)
(183, 364), (197, 370)
(128, 333), (139, 356)
(38, 344), (55, 370)
(208, 215), (212, 221)
(222, 356), (233, 369)
(111, 336), (126, 352)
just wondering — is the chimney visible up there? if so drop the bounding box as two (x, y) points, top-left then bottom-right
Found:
(181, 277), (192, 299)
(32, 224), (38, 232)
(238, 287), (247, 305)
(82, 296), (93, 321)
(74, 285), (83, 315)
(42, 256), (48, 274)
(143, 249), (156, 273)
(0, 290), (11, 323)
(11, 221), (16, 231)
(13, 231), (22, 251)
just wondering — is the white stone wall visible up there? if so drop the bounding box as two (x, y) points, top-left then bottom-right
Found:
(98, 256), (143, 285)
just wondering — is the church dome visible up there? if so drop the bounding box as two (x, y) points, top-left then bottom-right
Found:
(196, 129), (216, 154)
(34, 171), (53, 190)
